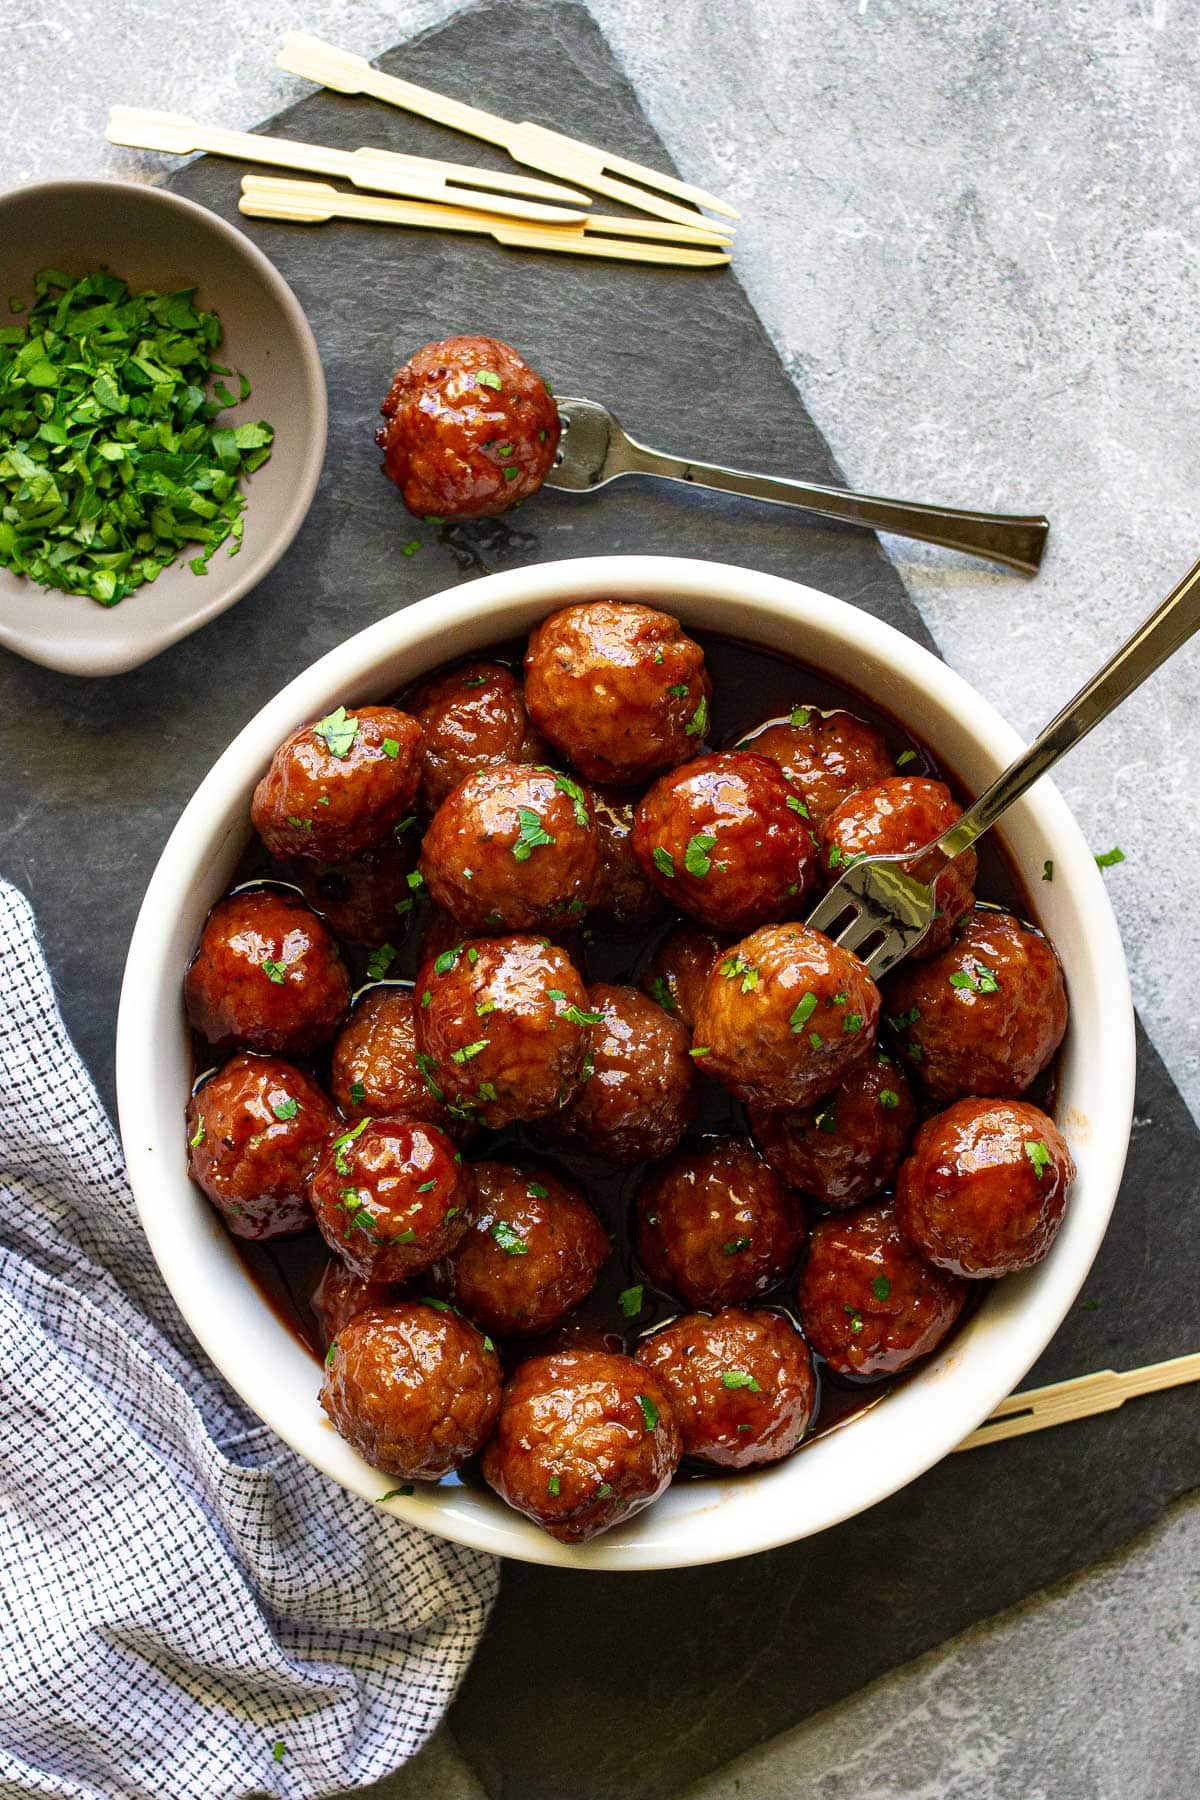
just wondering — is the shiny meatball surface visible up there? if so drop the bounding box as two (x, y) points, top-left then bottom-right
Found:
(747, 708), (895, 829)
(310, 1117), (473, 1282)
(821, 777), (977, 956)
(311, 1259), (398, 1347)
(481, 1350), (682, 1543)
(750, 1048), (917, 1211)
(633, 752), (818, 932)
(635, 1308), (816, 1469)
(524, 601), (711, 785)
(895, 1098), (1075, 1278)
(693, 923), (881, 1110)
(287, 825), (419, 948)
(414, 935), (589, 1128)
(322, 1302), (502, 1481)
(184, 889), (350, 1055)
(186, 1053), (338, 1240)
(634, 1140), (807, 1309)
(884, 910), (1068, 1103)
(330, 988), (459, 1134)
(589, 789), (668, 929)
(547, 983), (698, 1165)
(419, 762), (598, 933)
(796, 1201), (968, 1377)
(409, 659), (546, 811)
(377, 335), (559, 521)
(639, 922), (727, 1029)
(252, 705), (422, 865)
(443, 1161), (610, 1336)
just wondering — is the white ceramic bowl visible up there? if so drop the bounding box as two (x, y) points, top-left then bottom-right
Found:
(116, 555), (1135, 1570)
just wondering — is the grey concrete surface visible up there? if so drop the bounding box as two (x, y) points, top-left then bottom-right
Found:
(4, 1), (1198, 1796)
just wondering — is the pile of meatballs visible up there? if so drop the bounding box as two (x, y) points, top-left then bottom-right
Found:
(183, 598), (1073, 1546)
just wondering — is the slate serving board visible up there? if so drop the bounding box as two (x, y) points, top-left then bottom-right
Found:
(1, 4), (1196, 1798)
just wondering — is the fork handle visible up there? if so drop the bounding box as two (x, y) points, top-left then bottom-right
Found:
(929, 553), (1200, 866)
(620, 435), (1048, 576)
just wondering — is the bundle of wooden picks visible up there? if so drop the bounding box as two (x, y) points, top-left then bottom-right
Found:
(957, 1350), (1200, 1451)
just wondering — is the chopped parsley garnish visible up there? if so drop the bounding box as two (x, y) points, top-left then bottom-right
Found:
(828, 845), (847, 869)
(406, 869), (425, 889)
(808, 1031), (823, 1049)
(872, 1275), (892, 1301)
(595, 1482), (614, 1499)
(844, 1305), (864, 1333)
(451, 1039), (489, 1063)
(349, 1081), (366, 1104)
(188, 1117), (205, 1147)
(527, 1182), (549, 1199)
(421, 1297), (454, 1312)
(1024, 1139), (1052, 1179)
(512, 806), (555, 861)
(842, 1011), (864, 1034)
(721, 1370), (761, 1392)
(684, 832), (717, 878)
(323, 1342), (338, 1368)
(878, 1088), (901, 1110)
(491, 1220), (529, 1256)
(0, 269), (274, 604)
(482, 1335), (496, 1354)
(261, 958), (288, 985)
(652, 845), (676, 879)
(381, 736), (401, 758)
(415, 1179), (437, 1194)
(552, 770), (590, 829)
(618, 1284), (645, 1318)
(285, 814), (311, 831)
(790, 992), (818, 1032)
(273, 1741), (286, 1764)
(685, 695), (708, 738)
(475, 997), (495, 1015)
(271, 1096), (299, 1122)
(377, 1485), (414, 1501)
(886, 1005), (921, 1031)
(689, 1045), (711, 1059)
(636, 1393), (659, 1431)
(649, 976), (677, 1014)
(719, 953), (760, 994)
(312, 705), (359, 758)
(547, 1475), (561, 1497)
(785, 794), (810, 818)
(332, 1116), (370, 1174)
(558, 1002), (603, 1026)
(433, 946), (462, 975)
(503, 466), (519, 482)
(789, 706), (812, 728)
(814, 1105), (837, 1135)
(666, 682), (690, 698)
(336, 1188), (378, 1238)
(475, 369), (503, 390)
(366, 943), (396, 981)
(1042, 859), (1054, 882)
(949, 961), (999, 994)
(477, 1081), (498, 1103)
(1095, 846), (1125, 869)
(896, 749), (919, 768)
(722, 1235), (752, 1255)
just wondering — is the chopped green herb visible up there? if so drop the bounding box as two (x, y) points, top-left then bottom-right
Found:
(188, 1117), (205, 1147)
(808, 1030), (824, 1049)
(1042, 858), (1054, 882)
(273, 1741), (286, 1764)
(886, 1005), (921, 1031)
(684, 832), (717, 878)
(666, 682), (690, 698)
(648, 976), (677, 1014)
(512, 806), (555, 861)
(475, 369), (503, 390)
(814, 1105), (837, 1135)
(789, 706), (812, 728)
(828, 845), (846, 869)
(323, 1342), (338, 1368)
(618, 1284), (644, 1318)
(475, 997), (495, 1016)
(381, 736), (401, 758)
(879, 1088), (901, 1110)
(526, 1182), (550, 1199)
(722, 1236), (752, 1255)
(559, 1002), (603, 1027)
(285, 814), (311, 831)
(844, 1305), (864, 1333)
(785, 793), (810, 818)
(685, 695), (708, 738)
(496, 443), (514, 457)
(1081, 1298), (1100, 1311)
(790, 992), (818, 1032)
(451, 1039), (489, 1064)
(482, 1335), (496, 1353)
(652, 845), (676, 879)
(477, 1081), (498, 1103)
(377, 1485), (414, 1501)
(406, 869), (425, 890)
(433, 947), (462, 975)
(721, 1370), (762, 1392)
(595, 1482), (614, 1499)
(415, 1179), (437, 1194)
(467, 946), (479, 965)
(552, 770), (591, 829)
(547, 1475), (561, 1497)
(842, 1012), (864, 1034)
(313, 705), (359, 758)
(1024, 1139), (1052, 1179)
(401, 538), (421, 555)
(349, 1081), (366, 1105)
(421, 1297), (454, 1312)
(366, 943), (396, 981)
(689, 1044), (711, 1059)
(261, 958), (288, 985)
(636, 1393), (659, 1432)
(872, 1275), (892, 1302)
(271, 1096), (299, 1122)
(896, 749), (919, 768)
(491, 1219), (528, 1256)
(653, 648), (664, 665)
(425, 514), (446, 525)
(1095, 846), (1125, 869)
(332, 1116), (370, 1174)
(503, 467), (519, 482)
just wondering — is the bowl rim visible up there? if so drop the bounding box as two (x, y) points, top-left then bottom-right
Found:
(116, 553), (1135, 1569)
(0, 177), (328, 678)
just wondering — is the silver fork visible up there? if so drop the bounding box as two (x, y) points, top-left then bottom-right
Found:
(806, 553), (1200, 979)
(548, 397), (1049, 576)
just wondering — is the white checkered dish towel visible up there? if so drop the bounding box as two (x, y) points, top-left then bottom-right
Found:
(0, 879), (498, 1800)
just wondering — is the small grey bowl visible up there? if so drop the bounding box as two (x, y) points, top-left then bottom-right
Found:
(0, 179), (327, 677)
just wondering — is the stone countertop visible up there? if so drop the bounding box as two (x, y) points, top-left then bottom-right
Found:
(4, 1), (1197, 1796)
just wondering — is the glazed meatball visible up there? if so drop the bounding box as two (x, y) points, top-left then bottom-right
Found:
(287, 823), (419, 948)
(414, 935), (590, 1128)
(820, 777), (976, 956)
(481, 1350), (682, 1543)
(524, 601), (711, 784)
(633, 752), (818, 932)
(638, 921), (727, 1029)
(185, 1053), (338, 1240)
(377, 335), (559, 521)
(796, 1200), (968, 1377)
(311, 1258), (398, 1347)
(746, 707), (895, 830)
(251, 705), (422, 864)
(408, 659), (547, 811)
(895, 1097), (1076, 1278)
(419, 762), (598, 933)
(692, 923), (881, 1111)
(588, 789), (668, 929)
(884, 910), (1068, 1102)
(546, 983), (698, 1164)
(633, 1140), (807, 1309)
(184, 889), (350, 1055)
(443, 1162), (610, 1336)
(310, 1117), (473, 1282)
(635, 1308), (816, 1469)
(330, 988), (462, 1136)
(322, 1302), (501, 1481)
(750, 1048), (918, 1212)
